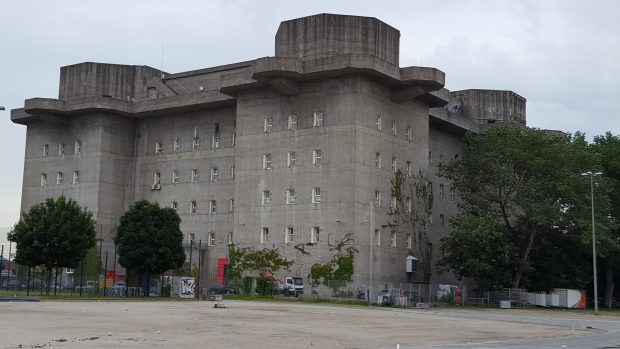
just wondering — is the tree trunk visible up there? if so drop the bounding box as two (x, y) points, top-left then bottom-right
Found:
(604, 257), (615, 308)
(144, 272), (151, 297)
(512, 229), (536, 288)
(46, 268), (52, 296)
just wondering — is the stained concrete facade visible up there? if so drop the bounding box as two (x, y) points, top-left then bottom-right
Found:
(11, 14), (526, 294)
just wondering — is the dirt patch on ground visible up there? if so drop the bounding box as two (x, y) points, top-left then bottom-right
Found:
(0, 300), (593, 348)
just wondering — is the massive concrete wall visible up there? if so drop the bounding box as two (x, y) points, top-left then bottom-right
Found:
(59, 63), (162, 101)
(276, 14), (400, 66)
(451, 89), (526, 125)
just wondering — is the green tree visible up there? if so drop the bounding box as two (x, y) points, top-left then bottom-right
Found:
(439, 125), (610, 288)
(383, 169), (433, 282)
(228, 244), (293, 278)
(9, 196), (96, 293)
(438, 208), (514, 290)
(115, 200), (185, 295)
(592, 132), (620, 307)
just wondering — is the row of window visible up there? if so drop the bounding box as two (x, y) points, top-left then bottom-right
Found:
(154, 127), (235, 154)
(261, 188), (321, 205)
(375, 115), (413, 142)
(373, 185), (454, 210)
(40, 171), (79, 186)
(259, 227), (321, 244)
(42, 141), (81, 157)
(263, 112), (324, 133)
(262, 150), (322, 170)
(374, 229), (413, 248)
(181, 199), (225, 215)
(152, 166), (235, 187)
(190, 231), (233, 247)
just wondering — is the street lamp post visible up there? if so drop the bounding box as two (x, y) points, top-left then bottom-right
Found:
(581, 171), (602, 313)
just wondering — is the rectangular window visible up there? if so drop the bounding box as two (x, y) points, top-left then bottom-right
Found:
(172, 170), (179, 184)
(406, 127), (412, 142)
(313, 112), (323, 127)
(428, 182), (433, 196)
(208, 232), (215, 246)
(375, 152), (381, 169)
(189, 200), (197, 214)
(406, 161), (412, 177)
(312, 149), (322, 165)
(174, 138), (181, 151)
(74, 140), (81, 155)
(43, 144), (49, 157)
(192, 137), (200, 150)
(286, 189), (296, 204)
(72, 170), (79, 185)
(288, 115), (297, 130)
(153, 172), (161, 185)
(391, 231), (397, 247)
(228, 232), (233, 245)
(229, 199), (234, 212)
(58, 143), (64, 156)
(261, 228), (270, 243)
(374, 191), (381, 207)
(391, 157), (397, 172)
(212, 135), (220, 149)
(376, 115), (382, 131)
(312, 187), (321, 203)
(230, 165), (235, 179)
(40, 173), (47, 187)
(264, 118), (273, 133)
(450, 187), (455, 199)
(155, 142), (163, 154)
(391, 196), (397, 209)
(311, 227), (320, 243)
(262, 190), (272, 206)
(285, 227), (294, 243)
(374, 229), (381, 246)
(171, 201), (178, 211)
(406, 197), (412, 213)
(191, 169), (199, 182)
(287, 151), (296, 168)
(428, 213), (433, 225)
(407, 234), (412, 249)
(392, 121), (397, 136)
(210, 167), (219, 181)
(232, 132), (236, 147)
(263, 153), (272, 170)
(209, 200), (217, 214)
(56, 172), (63, 185)
(439, 184), (444, 198)
(440, 214), (445, 226)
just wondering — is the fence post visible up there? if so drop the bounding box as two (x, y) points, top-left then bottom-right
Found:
(27, 266), (31, 296)
(6, 242), (12, 291)
(103, 251), (109, 296)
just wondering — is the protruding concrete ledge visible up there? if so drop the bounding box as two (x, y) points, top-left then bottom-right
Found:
(13, 92), (236, 124)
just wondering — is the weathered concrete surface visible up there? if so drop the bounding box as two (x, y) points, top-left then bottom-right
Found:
(0, 301), (602, 349)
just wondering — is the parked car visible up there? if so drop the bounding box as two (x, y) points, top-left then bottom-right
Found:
(208, 284), (238, 294)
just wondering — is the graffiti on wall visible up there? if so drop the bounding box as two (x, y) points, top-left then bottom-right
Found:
(180, 277), (195, 298)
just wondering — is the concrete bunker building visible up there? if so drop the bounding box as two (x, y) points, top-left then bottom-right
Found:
(11, 14), (526, 293)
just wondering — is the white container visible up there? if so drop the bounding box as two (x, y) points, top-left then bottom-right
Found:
(527, 292), (536, 305)
(546, 293), (560, 307)
(535, 293), (547, 307)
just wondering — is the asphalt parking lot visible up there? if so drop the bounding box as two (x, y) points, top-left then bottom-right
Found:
(0, 300), (617, 348)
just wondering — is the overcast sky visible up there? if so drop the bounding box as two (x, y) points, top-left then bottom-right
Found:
(0, 0), (618, 228)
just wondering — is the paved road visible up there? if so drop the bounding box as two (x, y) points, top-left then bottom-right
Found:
(409, 309), (620, 349)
